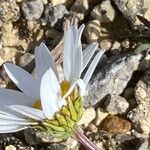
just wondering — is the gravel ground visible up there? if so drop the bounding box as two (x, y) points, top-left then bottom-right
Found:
(0, 0), (150, 149)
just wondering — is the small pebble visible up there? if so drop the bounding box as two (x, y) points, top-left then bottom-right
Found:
(84, 20), (101, 43)
(91, 0), (116, 23)
(5, 145), (16, 150)
(105, 94), (129, 115)
(99, 39), (112, 49)
(101, 115), (131, 134)
(22, 0), (44, 20)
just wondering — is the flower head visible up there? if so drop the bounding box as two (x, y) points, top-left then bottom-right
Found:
(0, 24), (105, 141)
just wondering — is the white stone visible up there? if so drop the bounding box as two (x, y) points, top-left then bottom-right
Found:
(5, 145), (16, 150)
(78, 108), (96, 127)
(66, 137), (78, 149)
(99, 39), (112, 49)
(105, 95), (129, 115)
(2, 23), (19, 47)
(94, 108), (108, 126)
(51, 0), (67, 6)
(0, 57), (4, 66)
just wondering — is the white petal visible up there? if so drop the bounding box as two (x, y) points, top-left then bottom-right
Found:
(35, 42), (58, 78)
(0, 119), (37, 125)
(63, 79), (86, 99)
(77, 24), (85, 45)
(0, 110), (25, 119)
(0, 112), (37, 126)
(82, 42), (98, 71)
(8, 105), (46, 121)
(83, 49), (106, 86)
(63, 26), (78, 81)
(72, 45), (83, 81)
(0, 88), (35, 112)
(0, 112), (26, 121)
(4, 63), (40, 99)
(72, 25), (84, 80)
(0, 125), (27, 133)
(40, 68), (64, 119)
(63, 25), (85, 82)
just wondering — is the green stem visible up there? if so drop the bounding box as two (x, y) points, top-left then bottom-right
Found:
(75, 127), (102, 150)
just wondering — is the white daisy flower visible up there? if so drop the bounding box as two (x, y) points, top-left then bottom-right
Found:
(0, 24), (105, 139)
(0, 43), (63, 133)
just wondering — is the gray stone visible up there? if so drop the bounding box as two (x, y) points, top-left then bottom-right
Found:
(47, 143), (67, 150)
(42, 4), (69, 26)
(22, 0), (44, 20)
(91, 0), (116, 23)
(0, 0), (20, 26)
(19, 53), (35, 73)
(105, 94), (129, 115)
(138, 139), (149, 150)
(70, 0), (90, 20)
(84, 53), (143, 107)
(123, 87), (134, 100)
(127, 69), (150, 134)
(24, 128), (64, 145)
(138, 49), (150, 70)
(115, 134), (149, 150)
(112, 0), (150, 29)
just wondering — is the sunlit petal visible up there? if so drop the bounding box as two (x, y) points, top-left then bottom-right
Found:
(72, 25), (85, 81)
(35, 42), (58, 78)
(72, 45), (83, 80)
(63, 26), (79, 81)
(4, 63), (40, 99)
(40, 68), (65, 119)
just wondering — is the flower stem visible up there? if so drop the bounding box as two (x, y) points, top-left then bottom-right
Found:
(75, 127), (102, 150)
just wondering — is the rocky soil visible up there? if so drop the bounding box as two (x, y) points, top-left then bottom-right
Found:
(0, 0), (150, 149)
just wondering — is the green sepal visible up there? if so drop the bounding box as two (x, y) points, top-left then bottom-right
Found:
(74, 96), (83, 120)
(68, 99), (78, 121)
(44, 122), (65, 132)
(47, 120), (60, 126)
(65, 115), (75, 128)
(62, 106), (71, 117)
(56, 114), (67, 126)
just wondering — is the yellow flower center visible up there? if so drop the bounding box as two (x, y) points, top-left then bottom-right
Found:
(60, 80), (70, 96)
(32, 100), (42, 109)
(32, 80), (72, 110)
